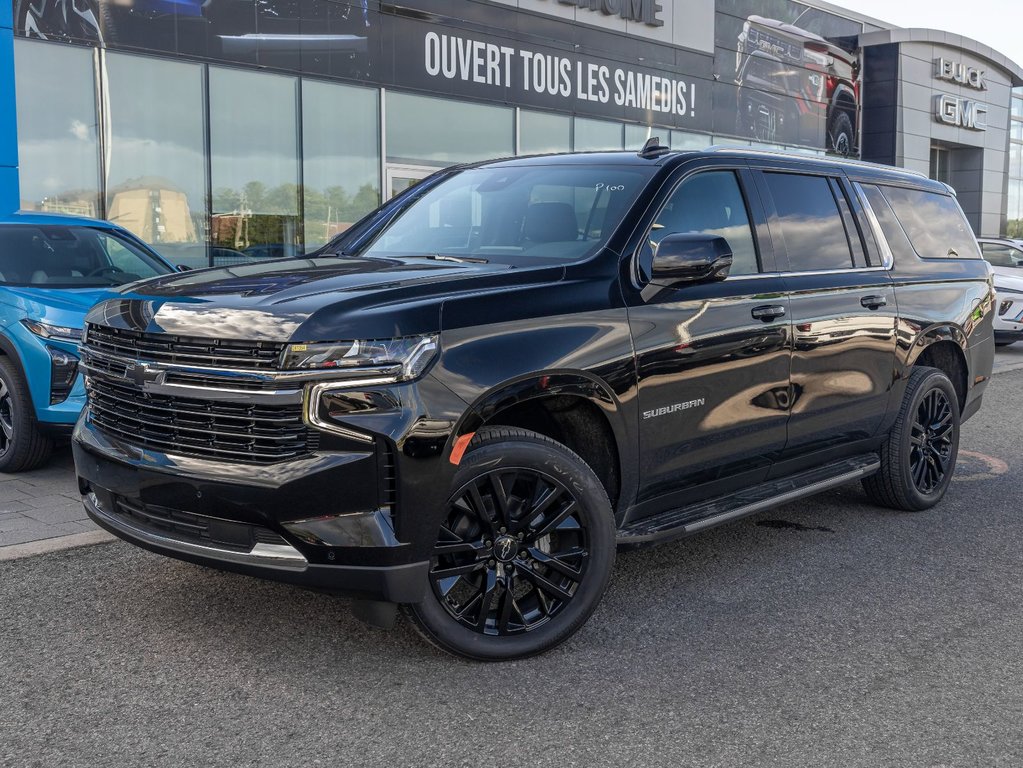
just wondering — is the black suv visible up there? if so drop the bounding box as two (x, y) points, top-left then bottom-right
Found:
(74, 146), (994, 660)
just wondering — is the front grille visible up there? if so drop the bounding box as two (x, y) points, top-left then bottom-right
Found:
(112, 496), (289, 551)
(86, 324), (285, 371)
(86, 376), (317, 463)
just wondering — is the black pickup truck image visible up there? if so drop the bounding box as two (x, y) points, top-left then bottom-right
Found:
(735, 6), (861, 155)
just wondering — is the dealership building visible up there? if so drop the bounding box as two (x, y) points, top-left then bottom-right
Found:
(1, 0), (1022, 265)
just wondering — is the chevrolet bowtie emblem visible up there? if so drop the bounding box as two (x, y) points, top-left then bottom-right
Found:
(123, 362), (158, 387)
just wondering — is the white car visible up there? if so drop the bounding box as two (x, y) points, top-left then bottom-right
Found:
(978, 238), (1023, 346)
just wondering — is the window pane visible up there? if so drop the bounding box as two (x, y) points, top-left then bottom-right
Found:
(302, 80), (379, 249)
(763, 173), (853, 271)
(519, 111), (571, 155)
(105, 53), (206, 266)
(1011, 122), (1023, 143)
(858, 183), (915, 264)
(671, 131), (712, 151)
(1011, 143), (1023, 180)
(1012, 95), (1023, 120)
(209, 68), (301, 261)
(14, 40), (100, 217)
(649, 171), (759, 275)
(980, 243), (1021, 267)
(573, 118), (623, 151)
(387, 93), (513, 165)
(880, 185), (981, 259)
(624, 124), (657, 151)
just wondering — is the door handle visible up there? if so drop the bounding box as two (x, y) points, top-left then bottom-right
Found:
(860, 295), (888, 310)
(751, 305), (786, 322)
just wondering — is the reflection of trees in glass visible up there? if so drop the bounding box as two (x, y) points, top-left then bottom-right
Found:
(1008, 220), (1023, 238)
(304, 184), (380, 243)
(211, 182), (379, 253)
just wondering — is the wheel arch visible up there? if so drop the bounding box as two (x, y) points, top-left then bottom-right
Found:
(907, 331), (970, 411)
(450, 372), (632, 515)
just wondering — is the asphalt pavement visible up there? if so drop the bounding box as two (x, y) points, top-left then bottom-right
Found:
(3, 370), (1023, 767)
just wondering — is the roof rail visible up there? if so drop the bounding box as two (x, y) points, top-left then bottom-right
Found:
(699, 145), (930, 179)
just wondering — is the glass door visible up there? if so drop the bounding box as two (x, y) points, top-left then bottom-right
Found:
(385, 165), (436, 200)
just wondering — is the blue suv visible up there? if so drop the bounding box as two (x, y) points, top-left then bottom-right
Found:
(0, 212), (175, 471)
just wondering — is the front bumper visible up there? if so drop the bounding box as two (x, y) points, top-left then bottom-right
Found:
(74, 422), (431, 603)
(83, 490), (428, 601)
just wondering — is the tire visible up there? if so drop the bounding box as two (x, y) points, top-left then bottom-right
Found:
(862, 367), (960, 511)
(0, 357), (53, 474)
(404, 427), (616, 661)
(829, 110), (854, 157)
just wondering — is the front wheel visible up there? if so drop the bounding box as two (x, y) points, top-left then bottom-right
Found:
(405, 427), (616, 661)
(0, 357), (53, 473)
(862, 367), (960, 511)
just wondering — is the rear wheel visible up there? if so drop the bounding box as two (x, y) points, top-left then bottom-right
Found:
(405, 427), (615, 661)
(829, 110), (854, 157)
(862, 367), (959, 511)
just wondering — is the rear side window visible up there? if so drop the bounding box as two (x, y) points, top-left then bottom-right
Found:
(762, 172), (854, 271)
(878, 186), (981, 260)
(857, 183), (916, 264)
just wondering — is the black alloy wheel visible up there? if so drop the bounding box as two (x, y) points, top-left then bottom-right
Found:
(862, 366), (960, 511)
(0, 357), (53, 473)
(0, 378), (15, 457)
(431, 468), (590, 636)
(908, 388), (954, 495)
(405, 427), (615, 660)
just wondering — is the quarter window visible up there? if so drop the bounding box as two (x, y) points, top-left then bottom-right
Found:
(647, 171), (760, 276)
(878, 186), (981, 260)
(762, 173), (854, 271)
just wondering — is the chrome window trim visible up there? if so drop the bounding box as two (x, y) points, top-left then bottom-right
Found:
(726, 266), (889, 281)
(851, 181), (895, 270)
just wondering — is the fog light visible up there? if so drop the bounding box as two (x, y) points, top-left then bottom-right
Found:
(47, 345), (79, 404)
(999, 299), (1013, 316)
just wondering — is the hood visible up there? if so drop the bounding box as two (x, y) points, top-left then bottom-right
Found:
(0, 286), (119, 332)
(992, 265), (1023, 291)
(86, 255), (566, 342)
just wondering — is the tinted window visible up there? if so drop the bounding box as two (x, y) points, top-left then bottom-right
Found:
(763, 173), (853, 271)
(648, 171), (760, 276)
(359, 165), (652, 264)
(981, 243), (1023, 267)
(857, 183), (915, 264)
(879, 186), (981, 259)
(0, 226), (171, 286)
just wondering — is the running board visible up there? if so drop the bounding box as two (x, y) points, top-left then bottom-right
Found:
(617, 453), (880, 547)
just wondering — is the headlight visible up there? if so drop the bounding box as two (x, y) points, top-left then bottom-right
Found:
(20, 319), (83, 342)
(282, 335), (438, 381)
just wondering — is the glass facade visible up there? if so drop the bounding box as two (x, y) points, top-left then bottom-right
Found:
(387, 92), (514, 166)
(1009, 89), (1023, 238)
(302, 80), (380, 249)
(209, 67), (301, 262)
(519, 111), (571, 156)
(14, 41), (100, 217)
(573, 118), (624, 151)
(104, 53), (206, 264)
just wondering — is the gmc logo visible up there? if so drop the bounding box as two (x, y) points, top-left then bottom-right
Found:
(935, 94), (988, 131)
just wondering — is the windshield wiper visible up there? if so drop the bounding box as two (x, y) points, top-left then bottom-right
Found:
(423, 254), (488, 264)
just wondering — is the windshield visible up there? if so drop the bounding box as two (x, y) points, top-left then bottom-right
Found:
(356, 165), (654, 265)
(0, 225), (172, 287)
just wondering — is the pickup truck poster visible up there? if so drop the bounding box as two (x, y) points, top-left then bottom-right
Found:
(10, 0), (864, 155)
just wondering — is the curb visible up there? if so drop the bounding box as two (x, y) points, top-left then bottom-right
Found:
(0, 530), (115, 562)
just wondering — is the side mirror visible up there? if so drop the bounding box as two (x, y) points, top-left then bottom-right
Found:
(651, 234), (733, 286)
